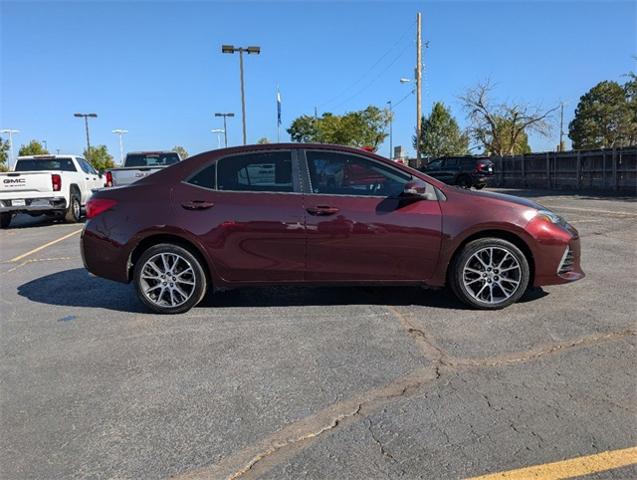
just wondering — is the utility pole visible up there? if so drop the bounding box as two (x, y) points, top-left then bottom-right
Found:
(559, 102), (565, 152)
(214, 112), (235, 147)
(112, 129), (128, 164)
(74, 113), (97, 152)
(387, 100), (393, 159)
(222, 45), (261, 145)
(415, 12), (423, 167)
(42, 140), (48, 151)
(0, 129), (19, 170)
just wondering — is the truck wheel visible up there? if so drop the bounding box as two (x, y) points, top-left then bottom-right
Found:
(133, 244), (208, 314)
(64, 193), (81, 223)
(449, 238), (530, 310)
(0, 213), (12, 229)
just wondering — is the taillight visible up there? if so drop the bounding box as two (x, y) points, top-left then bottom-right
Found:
(51, 174), (62, 191)
(105, 171), (113, 187)
(86, 198), (117, 219)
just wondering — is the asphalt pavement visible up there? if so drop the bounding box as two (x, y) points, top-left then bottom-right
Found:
(0, 188), (635, 479)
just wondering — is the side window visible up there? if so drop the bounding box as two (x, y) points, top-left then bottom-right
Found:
(187, 164), (216, 189)
(77, 158), (91, 174)
(427, 160), (443, 170)
(217, 151), (293, 193)
(306, 151), (410, 197)
(445, 159), (458, 167)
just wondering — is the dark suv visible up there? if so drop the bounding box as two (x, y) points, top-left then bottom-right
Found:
(422, 156), (494, 189)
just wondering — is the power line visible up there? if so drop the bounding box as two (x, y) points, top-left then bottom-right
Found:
(319, 20), (415, 110)
(329, 41), (413, 112)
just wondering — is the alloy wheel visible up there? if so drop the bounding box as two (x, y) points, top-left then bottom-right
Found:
(139, 252), (197, 308)
(462, 246), (522, 305)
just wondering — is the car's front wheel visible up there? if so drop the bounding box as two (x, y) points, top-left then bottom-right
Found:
(133, 244), (208, 314)
(449, 238), (530, 309)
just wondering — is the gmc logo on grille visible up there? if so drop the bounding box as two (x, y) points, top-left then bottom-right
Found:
(3, 178), (26, 184)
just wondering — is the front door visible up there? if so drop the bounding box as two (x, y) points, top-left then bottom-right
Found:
(171, 150), (306, 283)
(302, 150), (443, 282)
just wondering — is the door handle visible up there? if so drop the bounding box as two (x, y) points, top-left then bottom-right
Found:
(306, 205), (340, 216)
(181, 200), (215, 210)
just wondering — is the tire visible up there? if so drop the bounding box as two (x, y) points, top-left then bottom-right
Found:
(0, 213), (12, 229)
(474, 183), (486, 190)
(133, 243), (208, 314)
(449, 238), (530, 310)
(456, 175), (472, 189)
(64, 191), (81, 223)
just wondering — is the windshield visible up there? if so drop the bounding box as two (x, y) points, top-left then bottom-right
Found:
(14, 158), (77, 172)
(124, 153), (180, 167)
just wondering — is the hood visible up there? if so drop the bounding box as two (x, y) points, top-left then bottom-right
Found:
(452, 187), (545, 210)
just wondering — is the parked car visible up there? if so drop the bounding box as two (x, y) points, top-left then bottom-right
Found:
(422, 156), (494, 189)
(81, 143), (583, 314)
(0, 155), (104, 228)
(105, 151), (182, 187)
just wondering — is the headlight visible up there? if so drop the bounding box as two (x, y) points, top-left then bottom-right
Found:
(535, 209), (566, 225)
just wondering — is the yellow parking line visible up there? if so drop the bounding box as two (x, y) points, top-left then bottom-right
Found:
(9, 228), (82, 263)
(465, 446), (637, 480)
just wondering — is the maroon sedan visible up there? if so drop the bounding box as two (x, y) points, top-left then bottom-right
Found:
(81, 144), (584, 314)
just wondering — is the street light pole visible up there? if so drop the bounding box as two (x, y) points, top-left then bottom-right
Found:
(0, 129), (19, 170)
(74, 113), (98, 152)
(112, 129), (128, 164)
(211, 129), (224, 148)
(559, 102), (565, 152)
(222, 45), (261, 145)
(214, 112), (235, 147)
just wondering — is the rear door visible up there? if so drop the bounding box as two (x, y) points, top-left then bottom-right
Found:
(171, 149), (307, 283)
(301, 149), (442, 282)
(76, 158), (102, 199)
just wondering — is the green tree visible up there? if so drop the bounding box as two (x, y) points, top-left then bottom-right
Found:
(172, 145), (189, 159)
(568, 80), (636, 149)
(0, 137), (9, 172)
(461, 81), (556, 156)
(18, 140), (49, 156)
(84, 145), (115, 171)
(414, 102), (469, 158)
(256, 137), (270, 144)
(287, 105), (390, 151)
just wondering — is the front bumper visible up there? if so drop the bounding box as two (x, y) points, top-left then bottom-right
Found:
(0, 197), (67, 213)
(530, 221), (585, 287)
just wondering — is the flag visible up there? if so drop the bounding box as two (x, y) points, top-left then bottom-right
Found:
(276, 87), (282, 126)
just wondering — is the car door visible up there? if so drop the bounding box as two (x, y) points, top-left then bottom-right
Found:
(171, 149), (306, 283)
(302, 149), (443, 282)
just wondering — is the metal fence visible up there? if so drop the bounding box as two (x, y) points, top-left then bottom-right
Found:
(429, 148), (637, 194)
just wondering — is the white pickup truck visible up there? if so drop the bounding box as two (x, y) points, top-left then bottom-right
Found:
(0, 155), (105, 229)
(105, 151), (181, 187)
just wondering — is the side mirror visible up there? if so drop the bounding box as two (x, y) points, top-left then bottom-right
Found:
(401, 180), (434, 200)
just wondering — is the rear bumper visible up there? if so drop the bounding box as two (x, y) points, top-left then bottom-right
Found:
(0, 197), (67, 213)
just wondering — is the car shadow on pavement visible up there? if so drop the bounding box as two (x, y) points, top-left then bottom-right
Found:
(17, 268), (145, 313)
(17, 268), (549, 313)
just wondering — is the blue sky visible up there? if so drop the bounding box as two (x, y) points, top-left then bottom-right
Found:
(1, 1), (635, 161)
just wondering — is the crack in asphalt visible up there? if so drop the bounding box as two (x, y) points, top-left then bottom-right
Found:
(170, 309), (634, 480)
(366, 418), (406, 477)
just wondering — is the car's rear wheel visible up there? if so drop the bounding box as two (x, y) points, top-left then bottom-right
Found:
(133, 244), (207, 314)
(457, 175), (472, 189)
(449, 238), (529, 309)
(0, 213), (12, 229)
(474, 183), (486, 190)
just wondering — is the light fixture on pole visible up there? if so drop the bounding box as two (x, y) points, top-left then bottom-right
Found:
(211, 129), (225, 149)
(74, 113), (98, 152)
(0, 129), (20, 170)
(221, 44), (261, 145)
(112, 129), (128, 164)
(214, 112), (235, 147)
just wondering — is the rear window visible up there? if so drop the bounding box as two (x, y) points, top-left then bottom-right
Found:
(14, 158), (77, 172)
(125, 153), (180, 167)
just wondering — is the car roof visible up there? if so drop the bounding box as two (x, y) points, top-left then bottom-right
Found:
(16, 154), (79, 160)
